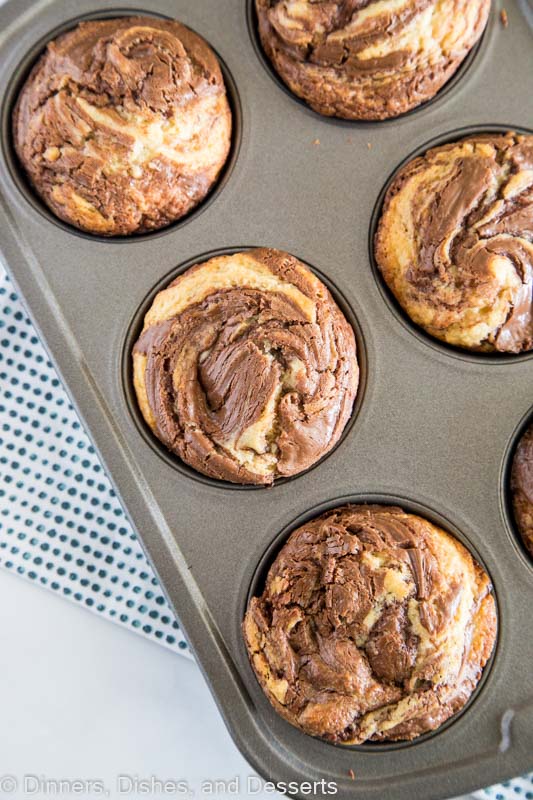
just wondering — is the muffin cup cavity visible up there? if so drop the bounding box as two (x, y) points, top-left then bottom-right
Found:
(369, 124), (533, 364)
(121, 247), (367, 490)
(501, 407), (533, 570)
(246, 0), (490, 125)
(242, 493), (499, 750)
(1, 9), (242, 242)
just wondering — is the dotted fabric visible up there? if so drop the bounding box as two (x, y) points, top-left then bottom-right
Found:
(0, 265), (530, 796)
(0, 266), (191, 658)
(473, 777), (533, 800)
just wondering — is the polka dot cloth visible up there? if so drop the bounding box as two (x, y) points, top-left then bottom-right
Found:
(0, 266), (530, 798)
(473, 777), (533, 800)
(0, 265), (191, 658)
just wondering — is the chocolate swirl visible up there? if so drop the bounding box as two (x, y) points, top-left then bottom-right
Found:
(244, 504), (497, 744)
(375, 133), (533, 353)
(132, 249), (358, 485)
(511, 423), (533, 556)
(13, 17), (232, 236)
(255, 0), (489, 120)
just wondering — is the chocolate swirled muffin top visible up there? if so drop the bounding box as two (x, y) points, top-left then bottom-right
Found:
(132, 249), (359, 485)
(13, 17), (232, 236)
(511, 423), (533, 557)
(243, 504), (497, 744)
(375, 132), (533, 353)
(255, 0), (489, 120)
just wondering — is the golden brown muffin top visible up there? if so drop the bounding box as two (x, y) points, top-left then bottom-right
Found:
(244, 504), (497, 744)
(255, 0), (490, 120)
(13, 16), (232, 235)
(375, 132), (533, 353)
(132, 249), (359, 485)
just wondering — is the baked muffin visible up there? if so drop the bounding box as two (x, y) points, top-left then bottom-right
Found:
(244, 504), (497, 744)
(511, 423), (533, 556)
(375, 132), (533, 353)
(132, 248), (359, 485)
(13, 17), (232, 236)
(254, 0), (489, 120)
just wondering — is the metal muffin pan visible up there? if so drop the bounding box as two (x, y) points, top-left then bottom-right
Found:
(0, 1), (531, 798)
(501, 406), (533, 573)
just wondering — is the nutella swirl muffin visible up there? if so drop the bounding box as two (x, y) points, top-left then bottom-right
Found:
(13, 17), (232, 236)
(132, 249), (359, 485)
(511, 423), (533, 557)
(255, 0), (489, 120)
(244, 504), (497, 744)
(375, 132), (533, 353)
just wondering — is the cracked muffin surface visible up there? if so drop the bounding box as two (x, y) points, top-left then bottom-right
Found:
(375, 132), (533, 353)
(255, 0), (489, 120)
(13, 16), (232, 236)
(511, 423), (533, 557)
(243, 504), (497, 744)
(132, 248), (359, 485)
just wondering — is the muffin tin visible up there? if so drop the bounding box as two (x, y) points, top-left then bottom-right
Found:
(0, 1), (531, 798)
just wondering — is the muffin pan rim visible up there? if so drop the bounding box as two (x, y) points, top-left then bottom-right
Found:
(239, 492), (500, 752)
(368, 123), (533, 365)
(245, 0), (492, 126)
(0, 6), (243, 243)
(500, 405), (533, 573)
(120, 245), (369, 491)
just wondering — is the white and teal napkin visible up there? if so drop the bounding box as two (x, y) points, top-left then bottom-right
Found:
(0, 266), (190, 657)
